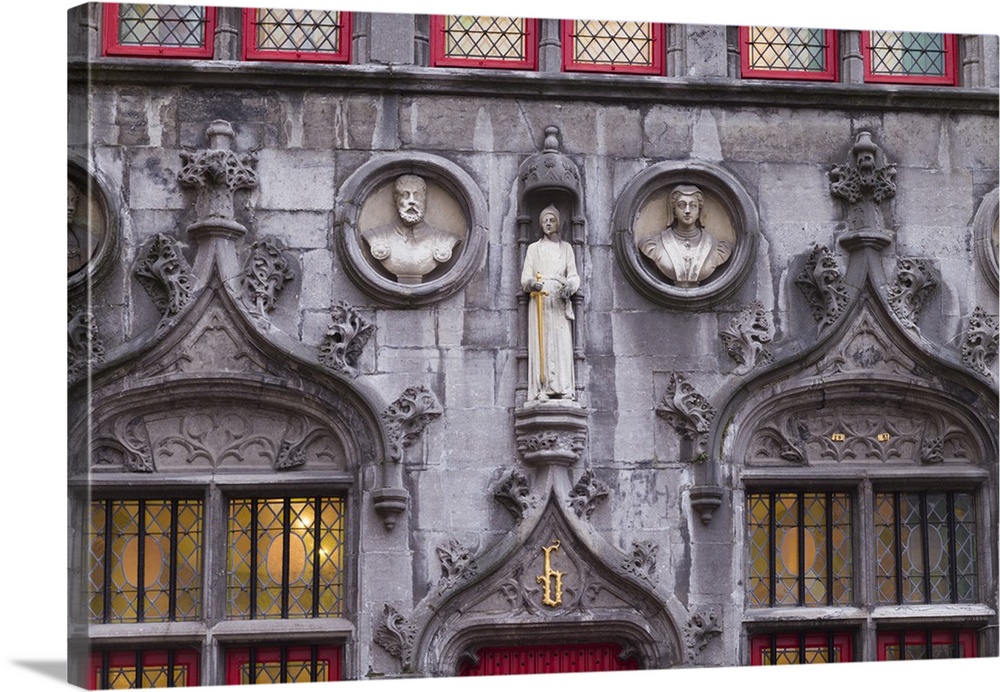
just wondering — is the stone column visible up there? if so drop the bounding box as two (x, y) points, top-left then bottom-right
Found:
(538, 18), (562, 73)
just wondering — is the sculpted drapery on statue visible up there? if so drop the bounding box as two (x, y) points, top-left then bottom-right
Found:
(521, 205), (580, 403)
(639, 184), (732, 287)
(361, 174), (461, 284)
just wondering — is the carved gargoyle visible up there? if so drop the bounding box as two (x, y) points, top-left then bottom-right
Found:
(319, 302), (375, 377)
(795, 245), (849, 326)
(829, 130), (896, 233)
(135, 233), (193, 319)
(962, 307), (999, 378)
(887, 257), (938, 330)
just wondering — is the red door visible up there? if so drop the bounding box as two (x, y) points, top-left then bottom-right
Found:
(459, 643), (639, 676)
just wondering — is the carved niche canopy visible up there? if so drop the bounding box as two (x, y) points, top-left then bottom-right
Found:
(68, 157), (118, 296)
(337, 153), (488, 307)
(613, 162), (758, 309)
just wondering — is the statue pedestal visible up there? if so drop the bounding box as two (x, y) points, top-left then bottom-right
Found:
(513, 403), (589, 467)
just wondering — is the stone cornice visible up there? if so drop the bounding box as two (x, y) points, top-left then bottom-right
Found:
(70, 59), (1000, 115)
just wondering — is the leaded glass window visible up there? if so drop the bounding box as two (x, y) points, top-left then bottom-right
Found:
(740, 27), (836, 80)
(747, 492), (852, 607)
(863, 32), (957, 84)
(227, 496), (345, 619)
(750, 632), (852, 665)
(88, 499), (203, 624)
(243, 8), (351, 62)
(431, 16), (537, 69)
(90, 649), (200, 689)
(562, 20), (664, 74)
(225, 645), (341, 684)
(874, 491), (977, 604)
(103, 4), (216, 58)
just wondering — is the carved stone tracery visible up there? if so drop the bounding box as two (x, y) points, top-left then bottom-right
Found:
(135, 233), (194, 319)
(887, 257), (938, 330)
(567, 468), (609, 519)
(962, 306), (999, 378)
(795, 245), (850, 326)
(382, 386), (443, 462)
(720, 300), (773, 375)
(374, 604), (417, 672)
(683, 607), (722, 662)
(492, 468), (532, 522)
(655, 373), (715, 454)
(436, 537), (480, 595)
(68, 306), (105, 382)
(240, 237), (294, 318)
(318, 301), (375, 377)
(621, 541), (658, 585)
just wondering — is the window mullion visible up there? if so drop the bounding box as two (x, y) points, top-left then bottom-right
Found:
(826, 492), (833, 606)
(946, 492), (958, 603)
(102, 501), (113, 624)
(893, 492), (903, 604)
(920, 492), (931, 604)
(768, 492), (776, 606)
(137, 499), (147, 622)
(169, 499), (179, 621)
(250, 498), (258, 620)
(281, 499), (291, 619)
(134, 649), (143, 689)
(312, 497), (321, 619)
(797, 492), (806, 605)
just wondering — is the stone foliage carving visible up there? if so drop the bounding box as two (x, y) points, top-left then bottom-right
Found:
(887, 258), (938, 329)
(135, 233), (193, 318)
(516, 430), (586, 460)
(656, 373), (715, 448)
(567, 468), (609, 519)
(829, 130), (896, 233)
(683, 607), (722, 662)
(720, 300), (773, 375)
(93, 417), (155, 473)
(373, 604), (417, 672)
(240, 237), (293, 318)
(177, 120), (257, 231)
(436, 537), (479, 594)
(621, 541), (658, 585)
(795, 245), (849, 326)
(748, 407), (973, 466)
(962, 307), (999, 378)
(382, 386), (443, 462)
(492, 468), (531, 522)
(318, 302), (375, 377)
(638, 184), (732, 287)
(68, 307), (105, 382)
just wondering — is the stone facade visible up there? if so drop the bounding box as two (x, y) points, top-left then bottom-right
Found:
(67, 5), (999, 687)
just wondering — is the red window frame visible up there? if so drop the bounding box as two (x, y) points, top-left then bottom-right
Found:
(429, 15), (538, 70)
(225, 644), (342, 684)
(561, 20), (665, 75)
(241, 8), (352, 63)
(862, 32), (958, 85)
(102, 4), (217, 59)
(739, 27), (838, 81)
(877, 629), (977, 660)
(750, 632), (853, 665)
(89, 649), (200, 689)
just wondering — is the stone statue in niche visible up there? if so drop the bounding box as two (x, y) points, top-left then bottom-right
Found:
(68, 179), (102, 275)
(361, 175), (461, 284)
(521, 205), (580, 403)
(639, 184), (732, 287)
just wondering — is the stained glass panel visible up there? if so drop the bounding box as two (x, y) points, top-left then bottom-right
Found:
(745, 27), (828, 71)
(443, 16), (529, 62)
(869, 32), (946, 76)
(746, 492), (852, 607)
(874, 491), (976, 604)
(118, 4), (209, 48)
(89, 499), (202, 623)
(227, 497), (345, 619)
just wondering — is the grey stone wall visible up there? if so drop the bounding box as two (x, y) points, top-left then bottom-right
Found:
(68, 9), (999, 680)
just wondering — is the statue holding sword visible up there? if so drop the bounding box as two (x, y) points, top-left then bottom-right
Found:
(521, 205), (580, 403)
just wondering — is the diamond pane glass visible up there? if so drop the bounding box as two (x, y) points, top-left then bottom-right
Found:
(118, 4), (208, 48)
(571, 20), (655, 67)
(228, 497), (345, 619)
(754, 633), (850, 666)
(443, 16), (528, 61)
(746, 27), (828, 71)
(253, 9), (344, 53)
(92, 650), (198, 689)
(89, 500), (202, 623)
(874, 492), (976, 604)
(746, 492), (851, 608)
(869, 32), (947, 76)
